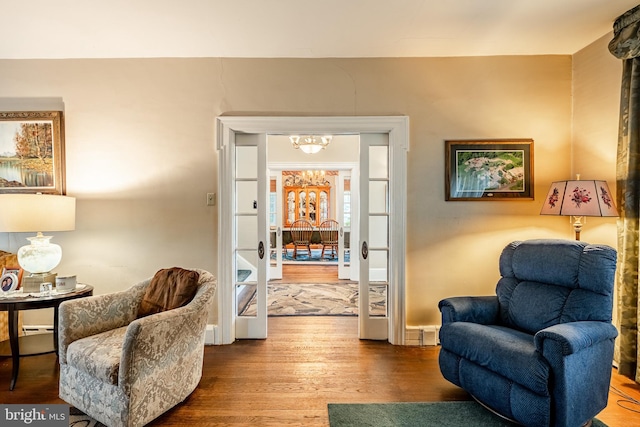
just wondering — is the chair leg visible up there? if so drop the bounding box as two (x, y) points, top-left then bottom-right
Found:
(321, 246), (325, 259)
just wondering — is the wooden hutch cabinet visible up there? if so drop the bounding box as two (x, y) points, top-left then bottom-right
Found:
(284, 186), (330, 227)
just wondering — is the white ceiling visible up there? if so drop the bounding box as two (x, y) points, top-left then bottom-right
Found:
(0, 0), (637, 59)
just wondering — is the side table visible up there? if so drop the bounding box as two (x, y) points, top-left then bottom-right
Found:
(0, 284), (94, 390)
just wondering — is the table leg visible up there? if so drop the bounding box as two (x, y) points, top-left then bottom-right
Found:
(8, 307), (19, 391)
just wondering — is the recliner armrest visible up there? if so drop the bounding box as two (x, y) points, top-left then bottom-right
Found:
(534, 321), (618, 356)
(438, 296), (499, 325)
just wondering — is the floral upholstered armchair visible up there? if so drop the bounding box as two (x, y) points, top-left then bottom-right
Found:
(58, 268), (217, 427)
(438, 239), (617, 427)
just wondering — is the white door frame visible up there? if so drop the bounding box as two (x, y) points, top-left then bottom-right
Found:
(216, 116), (409, 345)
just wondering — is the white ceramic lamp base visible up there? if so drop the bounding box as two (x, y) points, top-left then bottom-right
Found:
(17, 232), (62, 274)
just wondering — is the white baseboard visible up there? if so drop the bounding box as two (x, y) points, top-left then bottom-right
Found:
(22, 324), (54, 335)
(205, 324), (218, 345)
(25, 323), (221, 345)
(30, 322), (434, 347)
(405, 325), (440, 346)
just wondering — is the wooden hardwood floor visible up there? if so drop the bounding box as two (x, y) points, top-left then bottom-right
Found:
(0, 317), (638, 426)
(272, 263), (352, 284)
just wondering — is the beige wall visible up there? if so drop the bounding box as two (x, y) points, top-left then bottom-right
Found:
(572, 33), (620, 247)
(0, 54), (615, 329)
(572, 34), (621, 325)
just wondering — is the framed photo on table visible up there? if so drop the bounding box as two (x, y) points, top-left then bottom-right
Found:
(0, 111), (66, 194)
(1, 266), (23, 290)
(0, 267), (24, 292)
(445, 139), (534, 201)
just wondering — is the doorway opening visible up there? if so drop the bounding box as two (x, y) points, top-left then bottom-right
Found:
(216, 116), (408, 345)
(242, 135), (360, 317)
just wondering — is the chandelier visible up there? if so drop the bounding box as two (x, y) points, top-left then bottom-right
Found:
(284, 170), (329, 187)
(289, 135), (332, 154)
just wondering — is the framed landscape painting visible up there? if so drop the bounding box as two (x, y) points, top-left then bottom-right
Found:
(445, 139), (534, 201)
(0, 111), (65, 194)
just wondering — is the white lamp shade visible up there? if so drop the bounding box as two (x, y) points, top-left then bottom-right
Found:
(0, 194), (75, 274)
(0, 194), (75, 232)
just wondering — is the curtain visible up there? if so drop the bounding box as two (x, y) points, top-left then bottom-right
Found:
(609, 5), (640, 382)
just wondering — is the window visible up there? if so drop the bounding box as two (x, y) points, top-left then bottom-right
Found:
(269, 192), (276, 227)
(343, 191), (351, 228)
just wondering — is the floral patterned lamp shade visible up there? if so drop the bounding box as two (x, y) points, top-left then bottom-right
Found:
(540, 180), (618, 240)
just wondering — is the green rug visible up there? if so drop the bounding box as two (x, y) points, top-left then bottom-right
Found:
(327, 401), (608, 427)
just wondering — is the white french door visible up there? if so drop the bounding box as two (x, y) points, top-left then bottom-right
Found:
(233, 133), (269, 339)
(217, 116), (408, 344)
(359, 134), (389, 340)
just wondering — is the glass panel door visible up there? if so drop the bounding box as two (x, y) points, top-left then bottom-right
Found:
(234, 134), (268, 339)
(359, 135), (389, 340)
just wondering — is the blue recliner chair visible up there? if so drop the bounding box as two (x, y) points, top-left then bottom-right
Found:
(438, 239), (617, 427)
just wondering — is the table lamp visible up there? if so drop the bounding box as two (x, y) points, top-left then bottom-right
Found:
(540, 179), (618, 240)
(0, 194), (75, 289)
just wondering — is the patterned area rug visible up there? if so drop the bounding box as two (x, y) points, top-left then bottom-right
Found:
(239, 283), (386, 316)
(273, 248), (351, 263)
(70, 407), (105, 426)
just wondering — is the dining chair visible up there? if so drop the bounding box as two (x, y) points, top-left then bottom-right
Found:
(289, 219), (314, 259)
(319, 219), (340, 259)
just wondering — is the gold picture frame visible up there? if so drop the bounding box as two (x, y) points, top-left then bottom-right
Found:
(0, 111), (66, 194)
